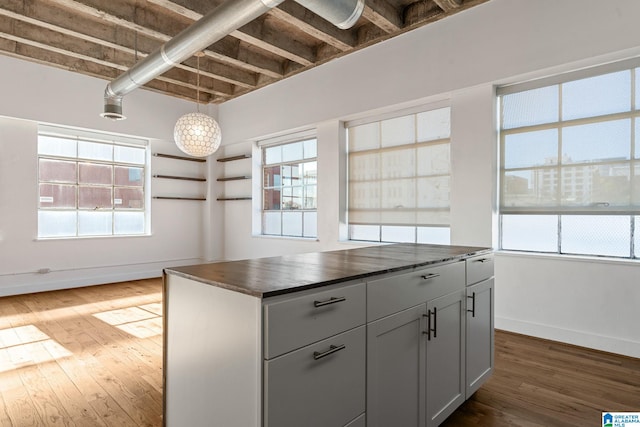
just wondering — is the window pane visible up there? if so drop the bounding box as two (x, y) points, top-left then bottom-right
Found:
(115, 187), (144, 209)
(39, 159), (76, 183)
(304, 185), (317, 209)
(562, 119), (630, 164)
(38, 211), (76, 237)
(303, 139), (317, 159)
(282, 186), (302, 210)
(303, 162), (317, 185)
(282, 141), (303, 162)
(633, 165), (640, 205)
(38, 136), (76, 157)
(381, 179), (415, 209)
(417, 176), (450, 208)
(502, 169), (558, 207)
(417, 143), (450, 176)
(114, 212), (145, 235)
(114, 145), (145, 164)
(78, 140), (113, 161)
(78, 211), (112, 236)
(504, 129), (558, 169)
(381, 148), (416, 179)
(79, 162), (113, 185)
(349, 122), (379, 152)
(501, 215), (558, 252)
(282, 164), (302, 186)
(263, 212), (281, 235)
(349, 181), (380, 210)
(562, 70), (631, 121)
(635, 119), (640, 160)
(79, 186), (113, 209)
(282, 212), (303, 237)
(381, 225), (415, 243)
(561, 215), (630, 257)
(502, 85), (559, 129)
(561, 163), (630, 207)
(303, 212), (317, 238)
(417, 226), (450, 245)
(114, 166), (143, 186)
(264, 145), (282, 165)
(349, 224), (380, 241)
(349, 152), (380, 181)
(381, 115), (415, 148)
(263, 165), (281, 188)
(39, 184), (76, 208)
(263, 188), (281, 210)
(417, 107), (451, 141)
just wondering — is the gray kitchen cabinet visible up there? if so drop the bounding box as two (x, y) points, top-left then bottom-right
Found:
(425, 289), (466, 427)
(465, 277), (494, 397)
(367, 305), (426, 427)
(163, 244), (493, 427)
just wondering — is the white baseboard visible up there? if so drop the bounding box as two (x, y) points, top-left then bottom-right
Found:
(496, 316), (640, 359)
(0, 258), (202, 297)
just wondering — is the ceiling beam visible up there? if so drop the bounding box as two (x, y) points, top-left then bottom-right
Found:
(145, 0), (315, 66)
(45, 0), (284, 80)
(362, 0), (403, 33)
(433, 0), (462, 12)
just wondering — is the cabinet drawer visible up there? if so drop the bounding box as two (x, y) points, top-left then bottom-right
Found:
(264, 281), (365, 359)
(465, 253), (494, 285)
(367, 262), (465, 321)
(264, 326), (366, 427)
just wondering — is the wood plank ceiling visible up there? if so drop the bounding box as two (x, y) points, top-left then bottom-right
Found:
(0, 0), (490, 104)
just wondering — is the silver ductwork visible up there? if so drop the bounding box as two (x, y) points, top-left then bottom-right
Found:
(101, 0), (365, 119)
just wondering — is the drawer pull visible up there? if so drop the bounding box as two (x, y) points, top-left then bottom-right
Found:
(313, 344), (346, 360)
(313, 296), (346, 307)
(420, 273), (440, 281)
(475, 258), (490, 263)
(467, 292), (476, 317)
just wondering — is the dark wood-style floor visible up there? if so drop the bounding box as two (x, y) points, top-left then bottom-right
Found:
(0, 278), (638, 426)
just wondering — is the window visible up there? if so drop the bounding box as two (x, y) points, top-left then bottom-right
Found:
(38, 125), (148, 238)
(498, 60), (640, 259)
(346, 105), (451, 244)
(261, 138), (317, 238)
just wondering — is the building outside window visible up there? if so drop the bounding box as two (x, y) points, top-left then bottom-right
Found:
(498, 59), (640, 258)
(261, 138), (317, 238)
(37, 125), (149, 238)
(346, 104), (451, 244)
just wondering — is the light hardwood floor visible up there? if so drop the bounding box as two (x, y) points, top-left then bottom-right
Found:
(0, 278), (638, 426)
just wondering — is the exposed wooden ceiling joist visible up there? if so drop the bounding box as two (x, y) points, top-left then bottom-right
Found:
(0, 0), (491, 104)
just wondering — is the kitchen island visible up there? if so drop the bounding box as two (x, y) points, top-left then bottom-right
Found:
(163, 243), (494, 427)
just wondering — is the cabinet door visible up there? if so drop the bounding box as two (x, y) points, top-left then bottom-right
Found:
(425, 290), (466, 427)
(367, 305), (426, 427)
(466, 278), (494, 397)
(264, 326), (366, 427)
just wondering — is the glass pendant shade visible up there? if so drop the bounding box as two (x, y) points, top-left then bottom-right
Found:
(174, 112), (222, 157)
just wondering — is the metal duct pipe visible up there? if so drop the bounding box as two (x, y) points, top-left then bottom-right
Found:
(101, 0), (364, 119)
(296, 0), (364, 30)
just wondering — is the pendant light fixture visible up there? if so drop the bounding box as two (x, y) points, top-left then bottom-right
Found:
(174, 52), (222, 157)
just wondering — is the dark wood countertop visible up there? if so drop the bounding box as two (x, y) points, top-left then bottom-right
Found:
(164, 243), (492, 298)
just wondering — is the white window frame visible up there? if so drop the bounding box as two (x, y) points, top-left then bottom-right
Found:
(259, 132), (318, 239)
(345, 101), (452, 244)
(37, 125), (150, 239)
(498, 58), (640, 259)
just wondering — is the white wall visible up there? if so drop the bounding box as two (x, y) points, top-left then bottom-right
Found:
(0, 55), (214, 296)
(217, 0), (640, 357)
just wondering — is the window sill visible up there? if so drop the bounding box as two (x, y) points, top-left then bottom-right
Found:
(34, 233), (152, 242)
(496, 249), (640, 266)
(252, 234), (319, 242)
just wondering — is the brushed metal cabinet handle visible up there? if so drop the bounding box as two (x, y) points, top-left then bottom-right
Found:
(313, 344), (346, 360)
(313, 296), (346, 307)
(467, 292), (476, 317)
(420, 273), (440, 280)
